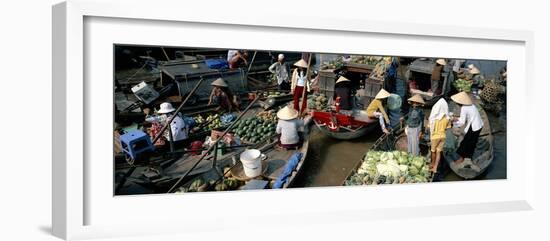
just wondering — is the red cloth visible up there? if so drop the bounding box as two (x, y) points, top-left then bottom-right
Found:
(293, 86), (308, 113)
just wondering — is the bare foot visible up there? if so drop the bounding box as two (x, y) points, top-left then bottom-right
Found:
(383, 128), (390, 135)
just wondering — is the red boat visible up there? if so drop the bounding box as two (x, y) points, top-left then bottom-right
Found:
(310, 99), (378, 140)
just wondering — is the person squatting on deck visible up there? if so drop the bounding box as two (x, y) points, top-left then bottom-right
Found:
(227, 50), (248, 69)
(451, 91), (484, 167)
(290, 59), (312, 115)
(402, 94), (425, 156)
(145, 102), (189, 148)
(208, 78), (240, 113)
(366, 89), (391, 134)
(429, 98), (452, 173)
(268, 54), (290, 91)
(275, 106), (304, 150)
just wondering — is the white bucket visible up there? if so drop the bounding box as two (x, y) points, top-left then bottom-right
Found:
(239, 149), (265, 178)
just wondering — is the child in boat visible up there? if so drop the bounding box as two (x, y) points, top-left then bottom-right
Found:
(428, 98), (451, 173)
(402, 94), (425, 156)
(366, 89), (391, 134)
(276, 106), (304, 149)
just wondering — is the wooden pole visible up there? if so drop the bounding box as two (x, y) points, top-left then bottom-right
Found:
(167, 96), (260, 193)
(161, 47), (170, 61)
(300, 54), (313, 115)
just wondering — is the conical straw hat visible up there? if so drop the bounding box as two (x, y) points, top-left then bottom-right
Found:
(335, 76), (350, 84)
(469, 67), (480, 74)
(211, 78), (228, 87)
(451, 91), (473, 105)
(276, 106), (299, 120)
(407, 94), (425, 105)
(293, 59), (308, 68)
(436, 59), (447, 65)
(375, 89), (391, 99)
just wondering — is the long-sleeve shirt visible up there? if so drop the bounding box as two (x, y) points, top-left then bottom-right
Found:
(366, 99), (389, 123)
(268, 62), (289, 85)
(276, 119), (304, 145)
(455, 105), (484, 133)
(290, 69), (311, 94)
(334, 86), (352, 110)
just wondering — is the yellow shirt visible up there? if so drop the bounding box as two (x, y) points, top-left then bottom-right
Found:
(431, 117), (451, 140)
(366, 99), (389, 123)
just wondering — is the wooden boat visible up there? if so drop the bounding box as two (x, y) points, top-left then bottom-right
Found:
(311, 109), (378, 140)
(443, 100), (494, 179)
(115, 104), (311, 194)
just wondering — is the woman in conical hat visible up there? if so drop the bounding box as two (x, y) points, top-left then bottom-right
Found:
(366, 89), (391, 134)
(290, 58), (312, 114)
(208, 78), (239, 112)
(401, 94), (425, 155)
(334, 76), (352, 110)
(275, 106), (305, 149)
(450, 91), (484, 167)
(431, 59), (446, 94)
(428, 98), (451, 173)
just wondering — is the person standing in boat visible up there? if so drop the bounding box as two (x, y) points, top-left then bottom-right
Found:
(290, 59), (312, 115)
(145, 102), (189, 148)
(431, 59), (447, 95)
(428, 98), (452, 173)
(276, 106), (305, 149)
(366, 89), (391, 134)
(334, 76), (352, 111)
(450, 91), (484, 166)
(401, 94), (425, 156)
(268, 54), (290, 91)
(208, 78), (239, 112)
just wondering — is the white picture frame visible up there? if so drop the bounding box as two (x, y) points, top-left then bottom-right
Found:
(53, 0), (535, 240)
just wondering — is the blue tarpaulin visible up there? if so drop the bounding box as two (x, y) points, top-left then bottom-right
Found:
(205, 59), (229, 69)
(273, 152), (303, 189)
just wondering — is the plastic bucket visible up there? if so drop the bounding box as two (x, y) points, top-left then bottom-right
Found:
(239, 149), (265, 178)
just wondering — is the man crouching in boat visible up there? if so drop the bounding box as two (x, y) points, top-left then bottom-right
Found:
(145, 102), (190, 149)
(276, 106), (305, 150)
(450, 91), (483, 169)
(366, 89), (391, 134)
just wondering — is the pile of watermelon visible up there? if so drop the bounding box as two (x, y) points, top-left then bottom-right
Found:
(233, 116), (277, 144)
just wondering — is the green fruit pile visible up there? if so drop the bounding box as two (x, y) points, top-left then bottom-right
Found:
(233, 112), (277, 144)
(307, 93), (328, 111)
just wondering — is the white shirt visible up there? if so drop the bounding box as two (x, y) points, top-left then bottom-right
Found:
(456, 105), (483, 133)
(146, 113), (188, 141)
(296, 71), (307, 87)
(276, 119), (304, 145)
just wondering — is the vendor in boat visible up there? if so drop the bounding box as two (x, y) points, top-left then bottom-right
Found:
(290, 59), (312, 115)
(431, 59), (446, 95)
(276, 106), (304, 149)
(227, 50), (249, 69)
(428, 98), (452, 173)
(450, 91), (484, 166)
(366, 89), (391, 134)
(334, 76), (352, 110)
(401, 94), (425, 156)
(145, 102), (189, 148)
(466, 64), (483, 90)
(208, 78), (240, 112)
(268, 53), (290, 91)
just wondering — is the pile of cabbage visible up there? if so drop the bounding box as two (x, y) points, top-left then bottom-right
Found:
(344, 151), (431, 186)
